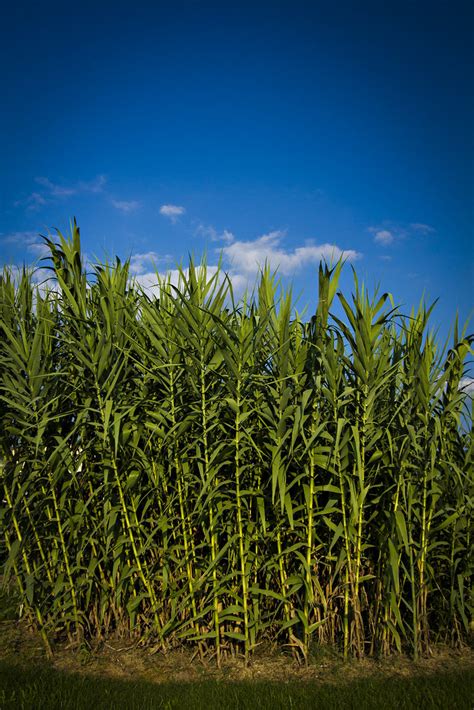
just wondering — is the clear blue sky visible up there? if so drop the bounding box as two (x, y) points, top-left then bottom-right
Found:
(1, 0), (472, 341)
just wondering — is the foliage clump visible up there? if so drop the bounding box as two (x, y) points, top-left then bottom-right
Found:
(0, 223), (472, 664)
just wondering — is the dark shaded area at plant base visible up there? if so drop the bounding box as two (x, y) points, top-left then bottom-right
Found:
(0, 589), (17, 622)
(0, 661), (472, 710)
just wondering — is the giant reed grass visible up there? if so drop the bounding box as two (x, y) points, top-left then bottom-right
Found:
(0, 224), (472, 663)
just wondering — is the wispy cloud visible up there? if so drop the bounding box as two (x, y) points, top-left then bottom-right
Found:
(83, 175), (107, 194)
(369, 221), (435, 247)
(110, 199), (140, 213)
(15, 175), (107, 211)
(36, 174), (107, 196)
(410, 222), (435, 235)
(195, 223), (235, 244)
(160, 204), (185, 222)
(35, 176), (77, 197)
(24, 174), (141, 216)
(1, 230), (49, 257)
(14, 192), (48, 211)
(222, 231), (360, 278)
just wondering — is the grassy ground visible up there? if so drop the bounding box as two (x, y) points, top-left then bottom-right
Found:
(0, 589), (473, 709)
(1, 659), (473, 710)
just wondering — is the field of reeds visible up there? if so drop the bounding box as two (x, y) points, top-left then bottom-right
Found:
(0, 223), (472, 665)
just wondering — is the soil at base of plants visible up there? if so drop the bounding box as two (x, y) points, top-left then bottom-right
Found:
(1, 618), (473, 686)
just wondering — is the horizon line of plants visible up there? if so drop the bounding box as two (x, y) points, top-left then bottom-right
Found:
(1, 222), (472, 665)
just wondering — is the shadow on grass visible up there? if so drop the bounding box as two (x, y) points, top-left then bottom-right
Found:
(1, 660), (473, 710)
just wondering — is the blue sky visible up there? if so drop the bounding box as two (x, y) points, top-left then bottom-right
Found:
(1, 1), (472, 342)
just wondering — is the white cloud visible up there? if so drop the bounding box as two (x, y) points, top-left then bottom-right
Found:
(27, 241), (50, 257)
(132, 271), (160, 294)
(134, 264), (222, 297)
(369, 221), (435, 247)
(370, 228), (395, 246)
(111, 199), (140, 213)
(225, 272), (249, 296)
(0, 263), (31, 281)
(160, 204), (185, 222)
(0, 262), (58, 294)
(459, 377), (474, 395)
(221, 231), (360, 278)
(195, 224), (235, 244)
(220, 229), (235, 244)
(195, 223), (217, 240)
(129, 251), (161, 275)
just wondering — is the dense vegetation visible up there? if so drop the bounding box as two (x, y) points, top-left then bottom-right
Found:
(0, 224), (472, 664)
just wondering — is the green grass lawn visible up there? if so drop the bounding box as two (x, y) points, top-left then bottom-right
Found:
(0, 660), (472, 710)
